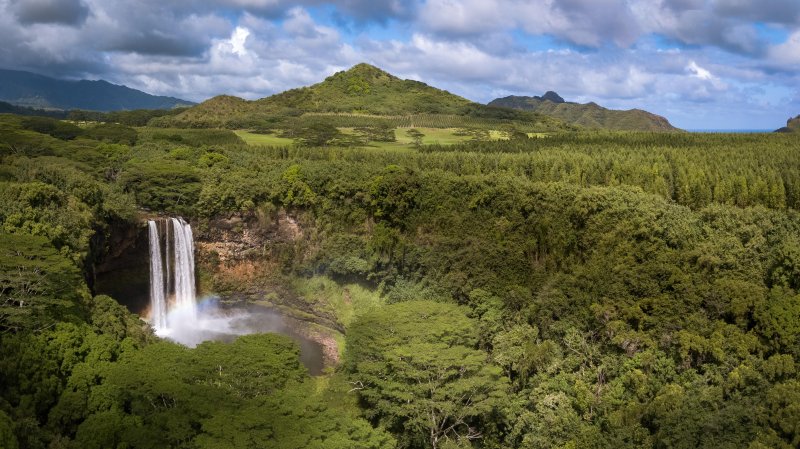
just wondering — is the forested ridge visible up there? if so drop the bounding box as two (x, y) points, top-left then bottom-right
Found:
(488, 94), (677, 131)
(1, 113), (800, 448)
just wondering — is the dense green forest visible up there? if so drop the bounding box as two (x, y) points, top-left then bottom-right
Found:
(2, 113), (800, 448)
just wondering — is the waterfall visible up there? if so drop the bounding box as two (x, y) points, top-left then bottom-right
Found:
(147, 217), (198, 332)
(171, 217), (197, 320)
(165, 221), (171, 299)
(148, 221), (168, 331)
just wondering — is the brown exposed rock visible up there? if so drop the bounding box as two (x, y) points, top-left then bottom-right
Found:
(197, 209), (302, 263)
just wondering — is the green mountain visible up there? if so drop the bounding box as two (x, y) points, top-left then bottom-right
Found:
(489, 92), (678, 131)
(260, 63), (473, 115)
(0, 68), (195, 111)
(775, 115), (800, 133)
(161, 63), (570, 131)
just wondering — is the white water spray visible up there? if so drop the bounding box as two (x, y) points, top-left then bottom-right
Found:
(147, 221), (167, 331)
(147, 218), (198, 334)
(171, 217), (197, 320)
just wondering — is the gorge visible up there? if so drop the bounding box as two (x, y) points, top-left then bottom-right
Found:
(138, 217), (326, 373)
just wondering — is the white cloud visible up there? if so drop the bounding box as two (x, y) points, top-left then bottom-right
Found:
(230, 26), (250, 56)
(688, 61), (713, 80)
(767, 30), (800, 68)
(418, 0), (509, 35)
(417, 0), (797, 56)
(102, 6), (355, 101)
(419, 0), (641, 47)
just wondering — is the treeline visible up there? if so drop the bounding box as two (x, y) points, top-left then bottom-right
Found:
(219, 131), (800, 211)
(66, 107), (189, 126)
(0, 103), (188, 126)
(2, 118), (800, 448)
(0, 101), (69, 119)
(428, 132), (800, 209)
(294, 113), (513, 129)
(298, 111), (568, 132)
(152, 110), (571, 133)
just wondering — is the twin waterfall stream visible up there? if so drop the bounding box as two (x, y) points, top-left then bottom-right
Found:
(147, 218), (198, 334)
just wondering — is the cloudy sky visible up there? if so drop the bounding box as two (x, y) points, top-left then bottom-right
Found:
(1, 0), (799, 129)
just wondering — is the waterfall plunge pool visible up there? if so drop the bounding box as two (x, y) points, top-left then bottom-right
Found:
(157, 297), (327, 376)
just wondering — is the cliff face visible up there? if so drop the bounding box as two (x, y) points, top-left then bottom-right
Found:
(197, 209), (302, 264)
(93, 219), (151, 313)
(91, 209), (305, 314)
(194, 210), (343, 365)
(194, 209), (305, 298)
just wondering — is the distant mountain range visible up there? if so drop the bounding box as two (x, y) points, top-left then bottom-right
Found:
(160, 63), (569, 130)
(0, 69), (195, 112)
(0, 64), (680, 132)
(489, 92), (678, 131)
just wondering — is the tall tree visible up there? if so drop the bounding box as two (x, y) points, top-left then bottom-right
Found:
(345, 301), (506, 449)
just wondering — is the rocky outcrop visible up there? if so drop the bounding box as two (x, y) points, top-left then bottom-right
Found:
(194, 209), (305, 302)
(196, 209), (302, 263)
(195, 209), (343, 328)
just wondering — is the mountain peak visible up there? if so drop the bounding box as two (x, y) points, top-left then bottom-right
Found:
(348, 62), (388, 73)
(336, 63), (397, 81)
(541, 91), (565, 103)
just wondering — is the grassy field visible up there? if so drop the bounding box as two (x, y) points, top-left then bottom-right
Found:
(337, 127), (474, 150)
(395, 127), (473, 145)
(289, 275), (384, 329)
(234, 130), (295, 146)
(236, 126), (514, 149)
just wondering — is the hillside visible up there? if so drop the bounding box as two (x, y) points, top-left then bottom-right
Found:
(160, 63), (569, 131)
(0, 68), (195, 111)
(489, 92), (678, 131)
(775, 115), (800, 132)
(256, 63), (472, 115)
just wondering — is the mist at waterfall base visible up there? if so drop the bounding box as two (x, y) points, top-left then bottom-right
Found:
(151, 294), (243, 348)
(145, 218), (324, 374)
